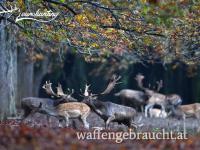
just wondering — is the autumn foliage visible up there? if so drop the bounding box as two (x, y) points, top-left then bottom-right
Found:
(1, 0), (199, 65)
(0, 119), (200, 150)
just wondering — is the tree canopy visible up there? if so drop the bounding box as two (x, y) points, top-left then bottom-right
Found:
(0, 0), (199, 66)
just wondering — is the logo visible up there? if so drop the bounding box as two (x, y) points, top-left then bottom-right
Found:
(0, 5), (59, 23)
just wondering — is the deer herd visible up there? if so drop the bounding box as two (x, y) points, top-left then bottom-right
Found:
(21, 74), (200, 130)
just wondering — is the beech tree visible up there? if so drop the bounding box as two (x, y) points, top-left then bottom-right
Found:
(1, 0), (199, 64)
(0, 0), (199, 118)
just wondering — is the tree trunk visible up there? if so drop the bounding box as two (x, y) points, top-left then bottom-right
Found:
(33, 55), (50, 96)
(0, 21), (17, 119)
(17, 45), (34, 108)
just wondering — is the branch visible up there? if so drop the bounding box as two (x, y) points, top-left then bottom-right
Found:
(101, 25), (138, 33)
(67, 0), (121, 27)
(0, 16), (24, 29)
(100, 25), (166, 37)
(44, 0), (77, 15)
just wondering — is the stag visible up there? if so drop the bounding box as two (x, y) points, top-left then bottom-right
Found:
(135, 74), (182, 117)
(115, 74), (164, 112)
(82, 76), (140, 130)
(135, 74), (163, 98)
(37, 102), (91, 129)
(21, 81), (77, 122)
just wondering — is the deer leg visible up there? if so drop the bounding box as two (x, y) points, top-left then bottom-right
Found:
(127, 119), (135, 131)
(61, 111), (70, 127)
(22, 111), (31, 123)
(22, 109), (37, 124)
(195, 111), (200, 119)
(64, 117), (69, 127)
(159, 105), (165, 117)
(21, 107), (32, 122)
(80, 115), (90, 129)
(104, 120), (107, 129)
(81, 111), (90, 129)
(64, 115), (69, 127)
(58, 118), (63, 127)
(46, 116), (51, 127)
(130, 121), (138, 131)
(106, 116), (115, 129)
(141, 105), (144, 113)
(145, 104), (154, 117)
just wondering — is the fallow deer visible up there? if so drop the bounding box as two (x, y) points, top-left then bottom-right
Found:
(21, 81), (77, 122)
(172, 103), (200, 119)
(135, 74), (182, 117)
(115, 75), (164, 112)
(82, 76), (140, 130)
(37, 102), (91, 129)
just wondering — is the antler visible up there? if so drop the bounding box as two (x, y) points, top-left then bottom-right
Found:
(56, 83), (66, 96)
(156, 80), (163, 92)
(135, 74), (145, 90)
(135, 73), (156, 97)
(42, 81), (75, 99)
(82, 74), (121, 98)
(84, 84), (90, 96)
(101, 74), (121, 95)
(42, 81), (57, 97)
(57, 84), (75, 97)
(68, 88), (74, 96)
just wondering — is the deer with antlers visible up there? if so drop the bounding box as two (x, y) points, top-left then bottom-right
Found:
(21, 81), (77, 123)
(82, 75), (141, 130)
(22, 81), (91, 128)
(135, 74), (182, 117)
(37, 101), (91, 129)
(115, 75), (164, 112)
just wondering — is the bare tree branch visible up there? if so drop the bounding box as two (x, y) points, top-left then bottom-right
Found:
(44, 0), (77, 15)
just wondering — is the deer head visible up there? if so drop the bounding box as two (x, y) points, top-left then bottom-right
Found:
(82, 84), (97, 102)
(82, 74), (121, 101)
(166, 94), (182, 107)
(135, 74), (163, 97)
